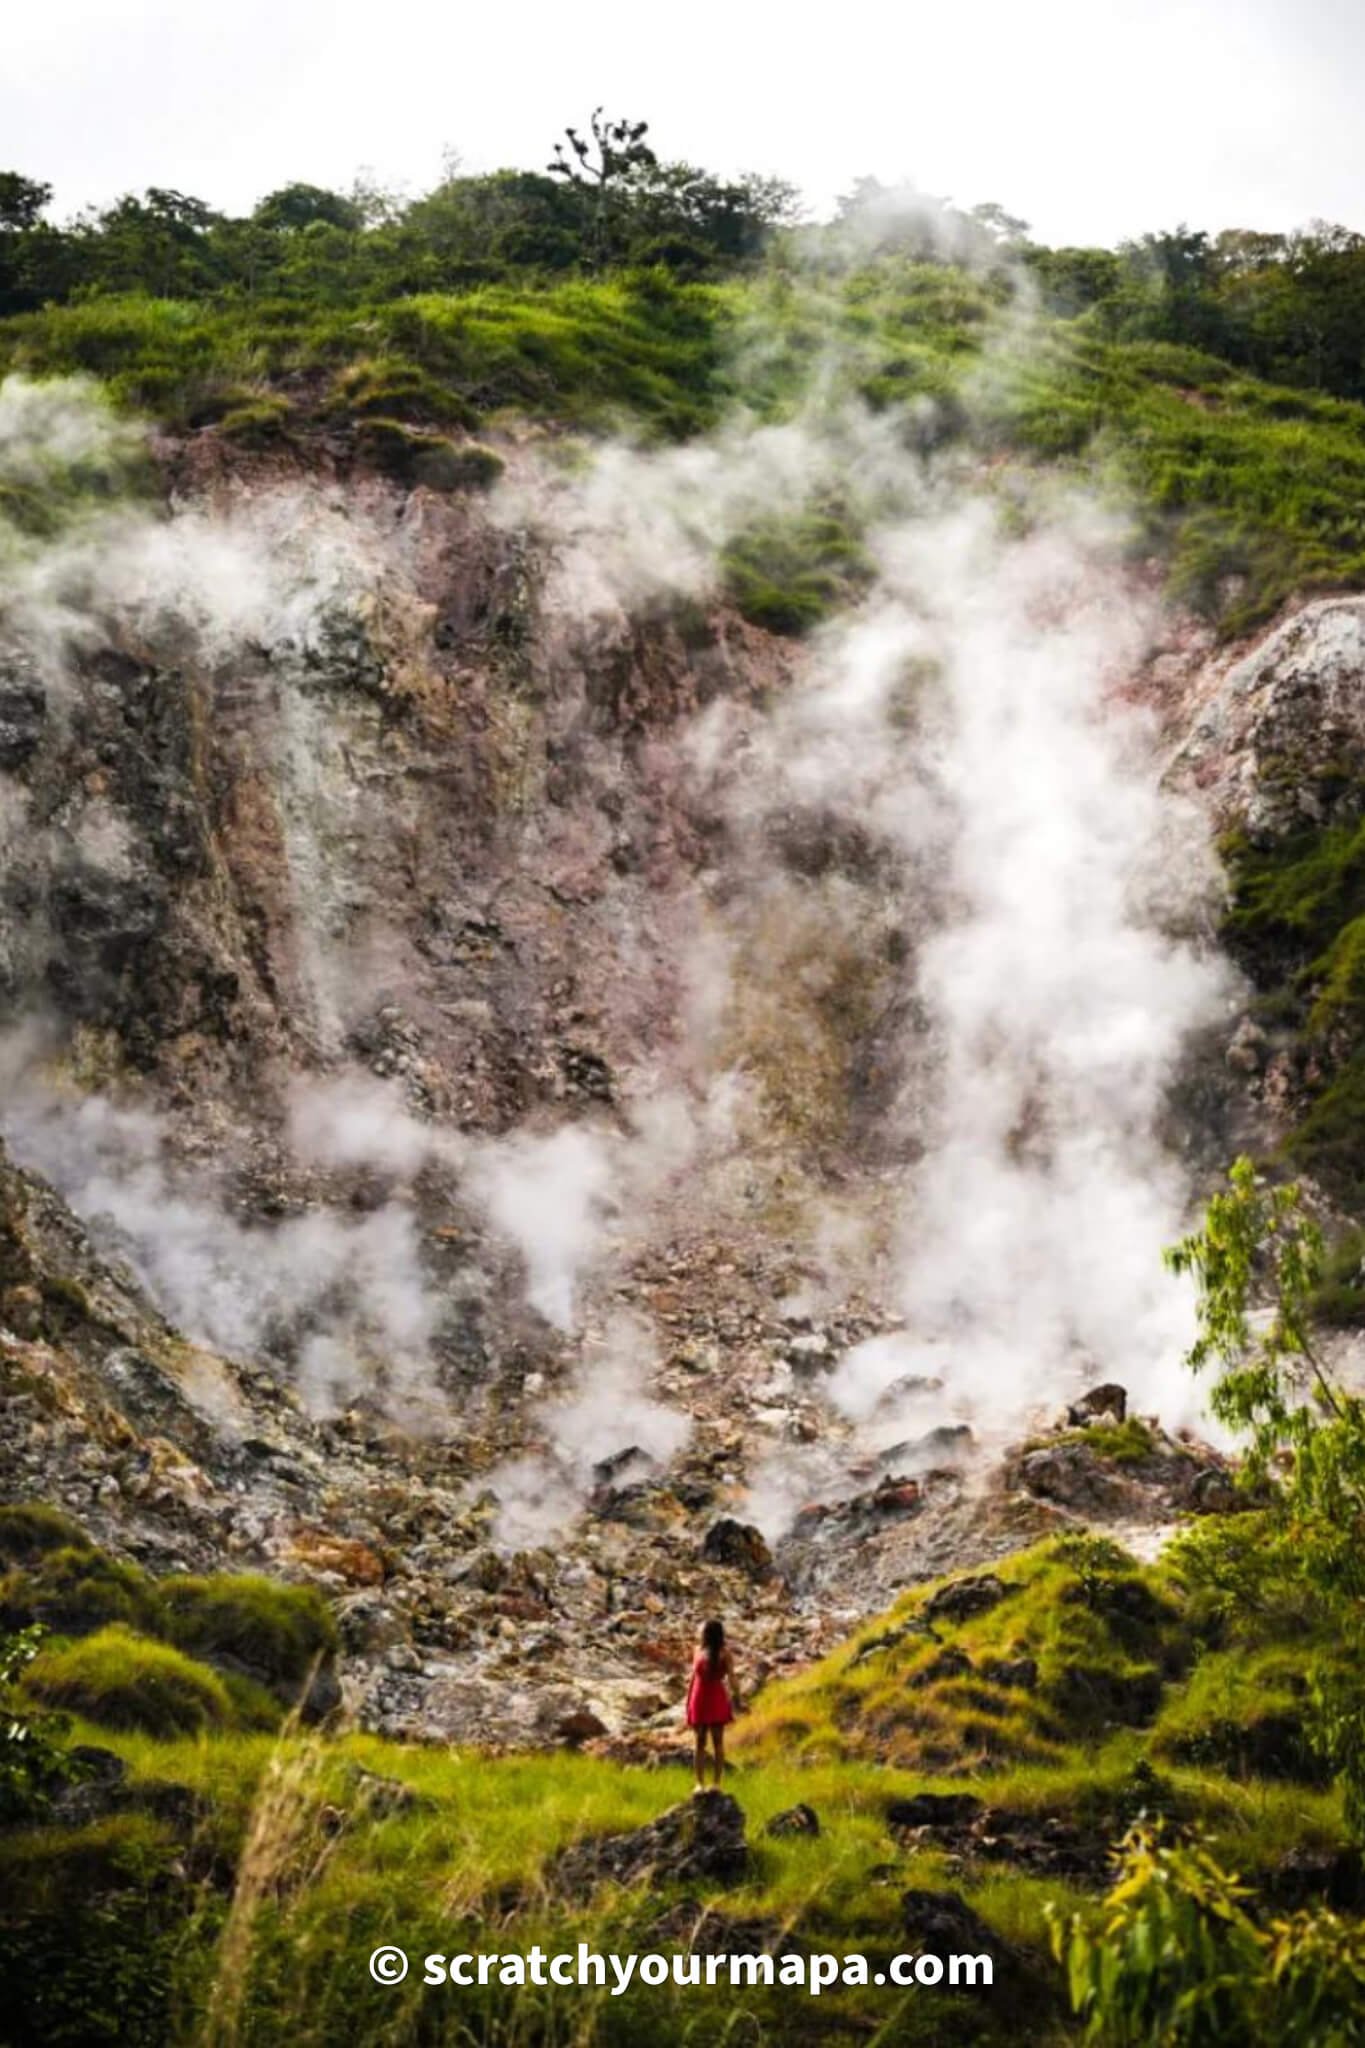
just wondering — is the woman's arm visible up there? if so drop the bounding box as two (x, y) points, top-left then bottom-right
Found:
(725, 1648), (743, 1711)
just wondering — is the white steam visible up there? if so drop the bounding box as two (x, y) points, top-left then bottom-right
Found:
(871, 507), (1231, 1431)
(0, 1067), (442, 1421)
(0, 364), (1243, 1543)
(481, 1311), (691, 1550)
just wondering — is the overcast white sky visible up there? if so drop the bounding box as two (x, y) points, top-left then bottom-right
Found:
(6, 0), (1363, 246)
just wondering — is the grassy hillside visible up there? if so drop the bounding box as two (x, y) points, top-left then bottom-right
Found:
(3, 259), (1364, 637)
(2, 1519), (1358, 2047)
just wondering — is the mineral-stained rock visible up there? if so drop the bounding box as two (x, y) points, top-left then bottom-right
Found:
(550, 1789), (749, 1896)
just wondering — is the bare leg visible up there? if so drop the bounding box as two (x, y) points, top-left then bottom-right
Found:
(693, 1730), (707, 1792)
(710, 1725), (725, 1787)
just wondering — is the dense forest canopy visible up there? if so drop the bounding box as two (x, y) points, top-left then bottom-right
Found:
(2, 121), (1364, 404)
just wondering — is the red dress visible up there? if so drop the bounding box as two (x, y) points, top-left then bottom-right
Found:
(686, 1649), (734, 1728)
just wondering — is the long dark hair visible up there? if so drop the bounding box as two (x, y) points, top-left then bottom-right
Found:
(700, 1617), (725, 1676)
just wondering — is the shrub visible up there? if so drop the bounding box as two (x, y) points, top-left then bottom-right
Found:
(159, 1572), (336, 1695)
(353, 417), (504, 490)
(1153, 1646), (1331, 1782)
(216, 394), (294, 445)
(0, 1625), (71, 1823)
(0, 1544), (160, 1636)
(24, 1624), (232, 1736)
(0, 1812), (185, 2047)
(1051, 1823), (1365, 2047)
(327, 355), (480, 429)
(721, 504), (875, 636)
(0, 1503), (92, 1564)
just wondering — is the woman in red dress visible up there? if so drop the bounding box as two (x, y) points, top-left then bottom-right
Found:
(686, 1617), (741, 1792)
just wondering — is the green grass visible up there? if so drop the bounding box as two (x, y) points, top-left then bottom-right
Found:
(0, 1520), (337, 1714)
(734, 1536), (1184, 1769)
(720, 501), (876, 634)
(2, 1514), (1355, 2046)
(5, 257), (1364, 638)
(1151, 1645), (1329, 1783)
(352, 416), (505, 490)
(23, 1624), (235, 1736)
(159, 1571), (337, 1690)
(0, 1542), (162, 1636)
(0, 1502), (95, 1563)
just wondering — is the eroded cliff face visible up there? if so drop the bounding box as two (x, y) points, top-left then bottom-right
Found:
(0, 399), (1341, 1744)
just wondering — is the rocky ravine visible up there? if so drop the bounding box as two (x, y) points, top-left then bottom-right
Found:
(0, 424), (1349, 1743)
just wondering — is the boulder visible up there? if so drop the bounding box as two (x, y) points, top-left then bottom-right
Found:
(900, 1887), (1016, 1965)
(550, 1789), (749, 1896)
(924, 1573), (1008, 1623)
(1066, 1382), (1127, 1427)
(592, 1445), (655, 1489)
(555, 1707), (609, 1746)
(888, 1792), (983, 1831)
(350, 1766), (434, 1818)
(336, 1591), (409, 1655)
(298, 1657), (343, 1726)
(1012, 1444), (1133, 1515)
(649, 1900), (803, 1957)
(765, 1802), (820, 1838)
(700, 1519), (773, 1577)
(0, 663), (47, 770)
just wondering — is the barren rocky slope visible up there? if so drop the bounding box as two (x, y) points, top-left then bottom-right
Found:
(1, 402), (1361, 1746)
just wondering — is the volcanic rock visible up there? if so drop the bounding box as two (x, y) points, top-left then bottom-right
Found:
(550, 1789), (750, 1896)
(700, 1519), (773, 1577)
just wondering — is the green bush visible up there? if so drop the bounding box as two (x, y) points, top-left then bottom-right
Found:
(159, 1571), (336, 1692)
(0, 1545), (160, 1636)
(0, 1625), (71, 1823)
(721, 504), (875, 635)
(353, 417), (504, 490)
(0, 1504), (93, 1564)
(217, 394), (294, 445)
(328, 354), (480, 429)
(0, 1812), (186, 2047)
(1052, 1823), (1365, 2047)
(24, 1624), (232, 1736)
(1153, 1646), (1330, 1782)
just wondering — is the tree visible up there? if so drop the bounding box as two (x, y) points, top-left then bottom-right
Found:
(84, 187), (223, 296)
(547, 108), (656, 192)
(253, 182), (363, 233)
(0, 172), (51, 231)
(0, 172), (58, 314)
(1165, 1158), (1365, 1832)
(547, 108), (656, 267)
